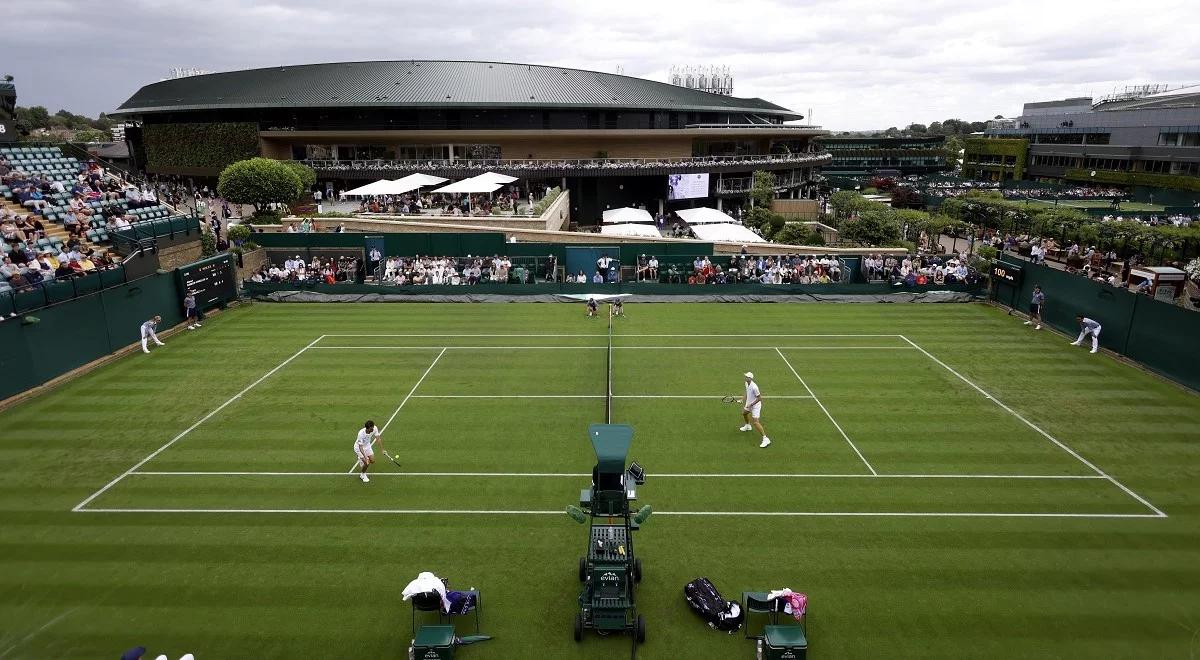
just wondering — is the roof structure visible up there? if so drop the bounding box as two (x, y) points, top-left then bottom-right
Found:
(113, 60), (799, 119)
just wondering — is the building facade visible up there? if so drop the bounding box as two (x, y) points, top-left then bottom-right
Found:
(112, 60), (830, 222)
(816, 135), (948, 176)
(965, 86), (1200, 191)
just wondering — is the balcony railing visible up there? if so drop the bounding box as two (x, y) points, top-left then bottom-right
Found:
(299, 152), (832, 178)
(684, 123), (823, 130)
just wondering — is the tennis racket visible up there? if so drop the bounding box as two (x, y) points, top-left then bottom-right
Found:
(722, 394), (739, 404)
(382, 449), (401, 467)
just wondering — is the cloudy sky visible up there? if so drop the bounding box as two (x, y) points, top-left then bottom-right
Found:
(7, 0), (1199, 130)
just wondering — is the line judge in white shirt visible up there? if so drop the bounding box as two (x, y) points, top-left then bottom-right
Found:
(353, 419), (387, 483)
(737, 372), (771, 448)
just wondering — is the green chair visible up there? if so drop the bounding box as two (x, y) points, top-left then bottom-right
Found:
(742, 591), (780, 639)
(759, 624), (807, 660)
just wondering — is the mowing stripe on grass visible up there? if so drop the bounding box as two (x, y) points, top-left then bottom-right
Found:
(776, 347), (877, 475)
(129, 470), (1107, 479)
(408, 394), (816, 399)
(311, 346), (912, 350)
(75, 507), (1162, 519)
(898, 334), (1167, 518)
(72, 335), (328, 513)
(349, 347), (447, 473)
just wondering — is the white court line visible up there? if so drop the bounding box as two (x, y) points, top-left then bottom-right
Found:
(129, 471), (1106, 479)
(408, 394), (816, 399)
(348, 347), (447, 473)
(898, 335), (1167, 518)
(323, 334), (903, 338)
(71, 335), (328, 513)
(75, 507), (1162, 519)
(776, 348), (878, 476)
(311, 346), (911, 350)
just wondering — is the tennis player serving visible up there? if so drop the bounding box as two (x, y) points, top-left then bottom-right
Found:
(737, 372), (771, 448)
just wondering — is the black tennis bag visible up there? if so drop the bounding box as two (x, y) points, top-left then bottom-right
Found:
(684, 577), (744, 632)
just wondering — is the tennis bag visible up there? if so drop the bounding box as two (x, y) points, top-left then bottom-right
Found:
(684, 577), (744, 632)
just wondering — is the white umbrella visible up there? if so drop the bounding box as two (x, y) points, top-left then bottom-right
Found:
(340, 179), (395, 197)
(690, 223), (766, 243)
(389, 173), (448, 194)
(474, 172), (519, 184)
(600, 223), (661, 238)
(675, 207), (737, 224)
(602, 207), (655, 224)
(430, 178), (506, 194)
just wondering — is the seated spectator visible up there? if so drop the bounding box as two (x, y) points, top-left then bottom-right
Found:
(647, 256), (659, 281)
(592, 271), (604, 284)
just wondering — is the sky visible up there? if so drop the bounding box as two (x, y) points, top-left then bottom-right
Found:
(6, 0), (1200, 131)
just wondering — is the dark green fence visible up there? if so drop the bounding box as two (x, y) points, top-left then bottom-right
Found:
(246, 280), (980, 297)
(996, 256), (1200, 391)
(110, 215), (203, 254)
(0, 272), (185, 401)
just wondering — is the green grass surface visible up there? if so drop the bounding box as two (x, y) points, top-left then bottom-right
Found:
(1023, 198), (1166, 212)
(2, 302), (1199, 659)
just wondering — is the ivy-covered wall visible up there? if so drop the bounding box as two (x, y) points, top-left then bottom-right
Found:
(962, 137), (1028, 180)
(1064, 167), (1200, 192)
(143, 122), (261, 174)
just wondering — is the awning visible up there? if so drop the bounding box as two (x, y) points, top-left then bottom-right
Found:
(474, 172), (519, 184)
(600, 223), (661, 238)
(675, 207), (737, 224)
(602, 207), (654, 224)
(689, 223), (766, 243)
(430, 178), (506, 194)
(340, 179), (396, 197)
(388, 173), (448, 193)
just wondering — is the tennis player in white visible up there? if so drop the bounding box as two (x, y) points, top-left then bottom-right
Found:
(140, 315), (164, 353)
(353, 419), (385, 483)
(738, 372), (771, 448)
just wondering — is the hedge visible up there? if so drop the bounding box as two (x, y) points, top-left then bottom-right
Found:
(1063, 168), (1200, 192)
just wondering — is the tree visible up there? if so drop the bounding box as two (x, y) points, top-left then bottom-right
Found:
(883, 126), (901, 137)
(906, 123), (928, 135)
(749, 170), (775, 209)
(942, 135), (963, 168)
(72, 128), (108, 143)
(773, 222), (824, 246)
(280, 160), (316, 197)
(828, 190), (872, 221)
(841, 207), (901, 246)
(928, 121), (943, 135)
(217, 157), (303, 211)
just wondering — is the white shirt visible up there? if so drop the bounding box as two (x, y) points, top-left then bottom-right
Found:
(745, 381), (761, 406)
(355, 427), (380, 448)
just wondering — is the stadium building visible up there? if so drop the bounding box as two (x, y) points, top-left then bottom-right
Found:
(964, 85), (1200, 192)
(112, 60), (831, 222)
(815, 135), (949, 177)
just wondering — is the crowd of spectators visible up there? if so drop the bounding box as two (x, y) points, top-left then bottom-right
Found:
(354, 187), (527, 217)
(1002, 186), (1126, 201)
(248, 255), (363, 285)
(299, 151), (825, 174)
(862, 253), (978, 286)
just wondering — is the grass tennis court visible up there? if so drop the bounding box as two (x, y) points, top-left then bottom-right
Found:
(2, 302), (1199, 658)
(1022, 198), (1166, 212)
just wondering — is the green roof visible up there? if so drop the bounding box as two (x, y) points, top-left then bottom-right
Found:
(113, 60), (799, 119)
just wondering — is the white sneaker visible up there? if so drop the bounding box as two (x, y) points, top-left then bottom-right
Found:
(360, 473), (369, 483)
(1070, 341), (1081, 346)
(1035, 325), (1041, 330)
(142, 348), (150, 354)
(194, 322), (202, 327)
(739, 424), (752, 432)
(759, 437), (771, 448)
(187, 325), (195, 330)
(1023, 321), (1032, 325)
(1089, 348), (1098, 354)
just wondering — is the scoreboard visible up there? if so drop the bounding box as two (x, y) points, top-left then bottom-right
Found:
(0, 120), (15, 143)
(176, 254), (237, 309)
(991, 262), (1023, 286)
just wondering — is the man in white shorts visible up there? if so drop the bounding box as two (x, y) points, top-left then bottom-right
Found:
(140, 315), (164, 353)
(738, 371), (771, 448)
(353, 419), (385, 483)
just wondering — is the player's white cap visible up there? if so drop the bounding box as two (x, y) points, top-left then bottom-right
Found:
(744, 372), (754, 379)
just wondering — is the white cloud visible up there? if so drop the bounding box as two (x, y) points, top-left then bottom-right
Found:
(5, 0), (1199, 130)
